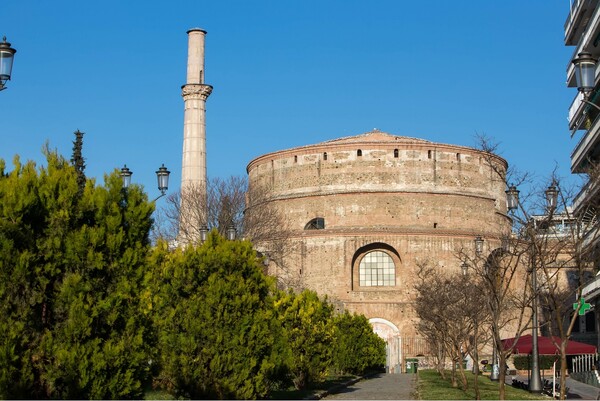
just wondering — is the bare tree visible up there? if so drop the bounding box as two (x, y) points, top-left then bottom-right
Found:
(464, 135), (546, 400)
(522, 176), (598, 400)
(414, 260), (490, 393)
(152, 176), (298, 288)
(458, 236), (533, 400)
(152, 177), (246, 245)
(244, 181), (299, 290)
(474, 134), (598, 400)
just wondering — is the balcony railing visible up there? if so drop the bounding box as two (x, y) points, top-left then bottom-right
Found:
(565, 0), (599, 45)
(582, 273), (600, 301)
(566, 2), (600, 87)
(571, 99), (600, 172)
(569, 91), (586, 130)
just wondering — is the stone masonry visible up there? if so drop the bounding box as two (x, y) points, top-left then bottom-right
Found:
(247, 130), (513, 372)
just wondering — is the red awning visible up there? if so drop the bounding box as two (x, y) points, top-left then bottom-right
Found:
(502, 334), (597, 355)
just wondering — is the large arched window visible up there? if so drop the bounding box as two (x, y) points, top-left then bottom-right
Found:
(359, 250), (395, 286)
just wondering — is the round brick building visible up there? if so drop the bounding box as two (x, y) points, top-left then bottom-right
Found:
(246, 130), (511, 371)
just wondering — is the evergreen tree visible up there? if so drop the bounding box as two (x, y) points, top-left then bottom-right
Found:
(0, 150), (154, 398)
(148, 232), (286, 399)
(274, 290), (335, 390)
(70, 129), (86, 197)
(332, 312), (386, 375)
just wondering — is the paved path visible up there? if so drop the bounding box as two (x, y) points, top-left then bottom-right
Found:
(323, 373), (417, 400)
(508, 375), (600, 400)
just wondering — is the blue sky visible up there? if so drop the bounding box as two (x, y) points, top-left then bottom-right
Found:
(2, 1), (580, 198)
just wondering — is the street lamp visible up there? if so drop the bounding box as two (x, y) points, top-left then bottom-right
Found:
(0, 37), (16, 91)
(573, 52), (597, 99)
(120, 165), (133, 188)
(200, 224), (208, 243)
(509, 183), (554, 393)
(474, 235), (484, 255)
(506, 185), (520, 212)
(572, 52), (600, 114)
(545, 183), (559, 212)
(461, 262), (468, 276)
(226, 224), (236, 241)
(156, 164), (170, 196)
(121, 164), (170, 200)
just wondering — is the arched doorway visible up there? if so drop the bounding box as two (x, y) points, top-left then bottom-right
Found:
(370, 318), (401, 373)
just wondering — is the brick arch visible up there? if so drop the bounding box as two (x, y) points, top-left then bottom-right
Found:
(351, 243), (401, 291)
(369, 318), (402, 373)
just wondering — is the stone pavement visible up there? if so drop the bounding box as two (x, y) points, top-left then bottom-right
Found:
(508, 374), (600, 400)
(321, 373), (417, 400)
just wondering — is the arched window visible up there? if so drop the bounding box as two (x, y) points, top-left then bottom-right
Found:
(304, 217), (325, 230)
(323, 152), (328, 161)
(394, 149), (399, 158)
(357, 149), (362, 157)
(359, 250), (395, 286)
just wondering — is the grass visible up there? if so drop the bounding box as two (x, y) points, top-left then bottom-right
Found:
(416, 369), (547, 400)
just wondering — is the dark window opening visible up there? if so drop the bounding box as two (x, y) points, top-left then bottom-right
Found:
(323, 152), (328, 161)
(305, 217), (325, 230)
(357, 149), (362, 157)
(586, 311), (596, 332)
(394, 149), (399, 158)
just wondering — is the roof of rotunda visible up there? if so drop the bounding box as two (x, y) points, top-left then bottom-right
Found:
(321, 129), (431, 145)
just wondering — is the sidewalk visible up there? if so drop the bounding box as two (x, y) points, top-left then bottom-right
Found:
(319, 373), (416, 400)
(508, 375), (600, 399)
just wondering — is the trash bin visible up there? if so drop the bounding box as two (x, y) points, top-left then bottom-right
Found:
(406, 358), (419, 373)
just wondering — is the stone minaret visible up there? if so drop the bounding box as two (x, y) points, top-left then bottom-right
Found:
(180, 28), (212, 240)
(181, 28), (212, 189)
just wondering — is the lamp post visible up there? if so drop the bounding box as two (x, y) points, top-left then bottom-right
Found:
(200, 224), (208, 243)
(226, 224), (236, 241)
(545, 183), (559, 212)
(573, 52), (597, 98)
(120, 165), (133, 188)
(572, 52), (600, 112)
(461, 261), (469, 276)
(506, 185), (520, 212)
(0, 37), (16, 91)
(474, 235), (484, 255)
(156, 164), (170, 196)
(120, 164), (170, 201)
(529, 247), (542, 393)
(506, 183), (558, 393)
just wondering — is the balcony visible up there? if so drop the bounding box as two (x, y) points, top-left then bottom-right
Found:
(565, 0), (598, 46)
(582, 272), (600, 302)
(572, 114), (600, 173)
(569, 91), (586, 130)
(566, 4), (600, 88)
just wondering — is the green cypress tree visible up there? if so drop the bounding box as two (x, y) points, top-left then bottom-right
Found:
(0, 150), (154, 399)
(274, 290), (335, 390)
(148, 232), (286, 399)
(70, 129), (86, 197)
(332, 312), (386, 375)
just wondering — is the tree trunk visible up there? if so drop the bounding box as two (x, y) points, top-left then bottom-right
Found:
(498, 351), (507, 400)
(559, 349), (568, 400)
(472, 330), (481, 400)
(451, 358), (458, 388)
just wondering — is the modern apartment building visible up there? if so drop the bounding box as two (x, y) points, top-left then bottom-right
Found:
(566, 0), (600, 345)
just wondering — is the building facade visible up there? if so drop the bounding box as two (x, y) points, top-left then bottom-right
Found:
(566, 0), (600, 346)
(247, 130), (512, 371)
